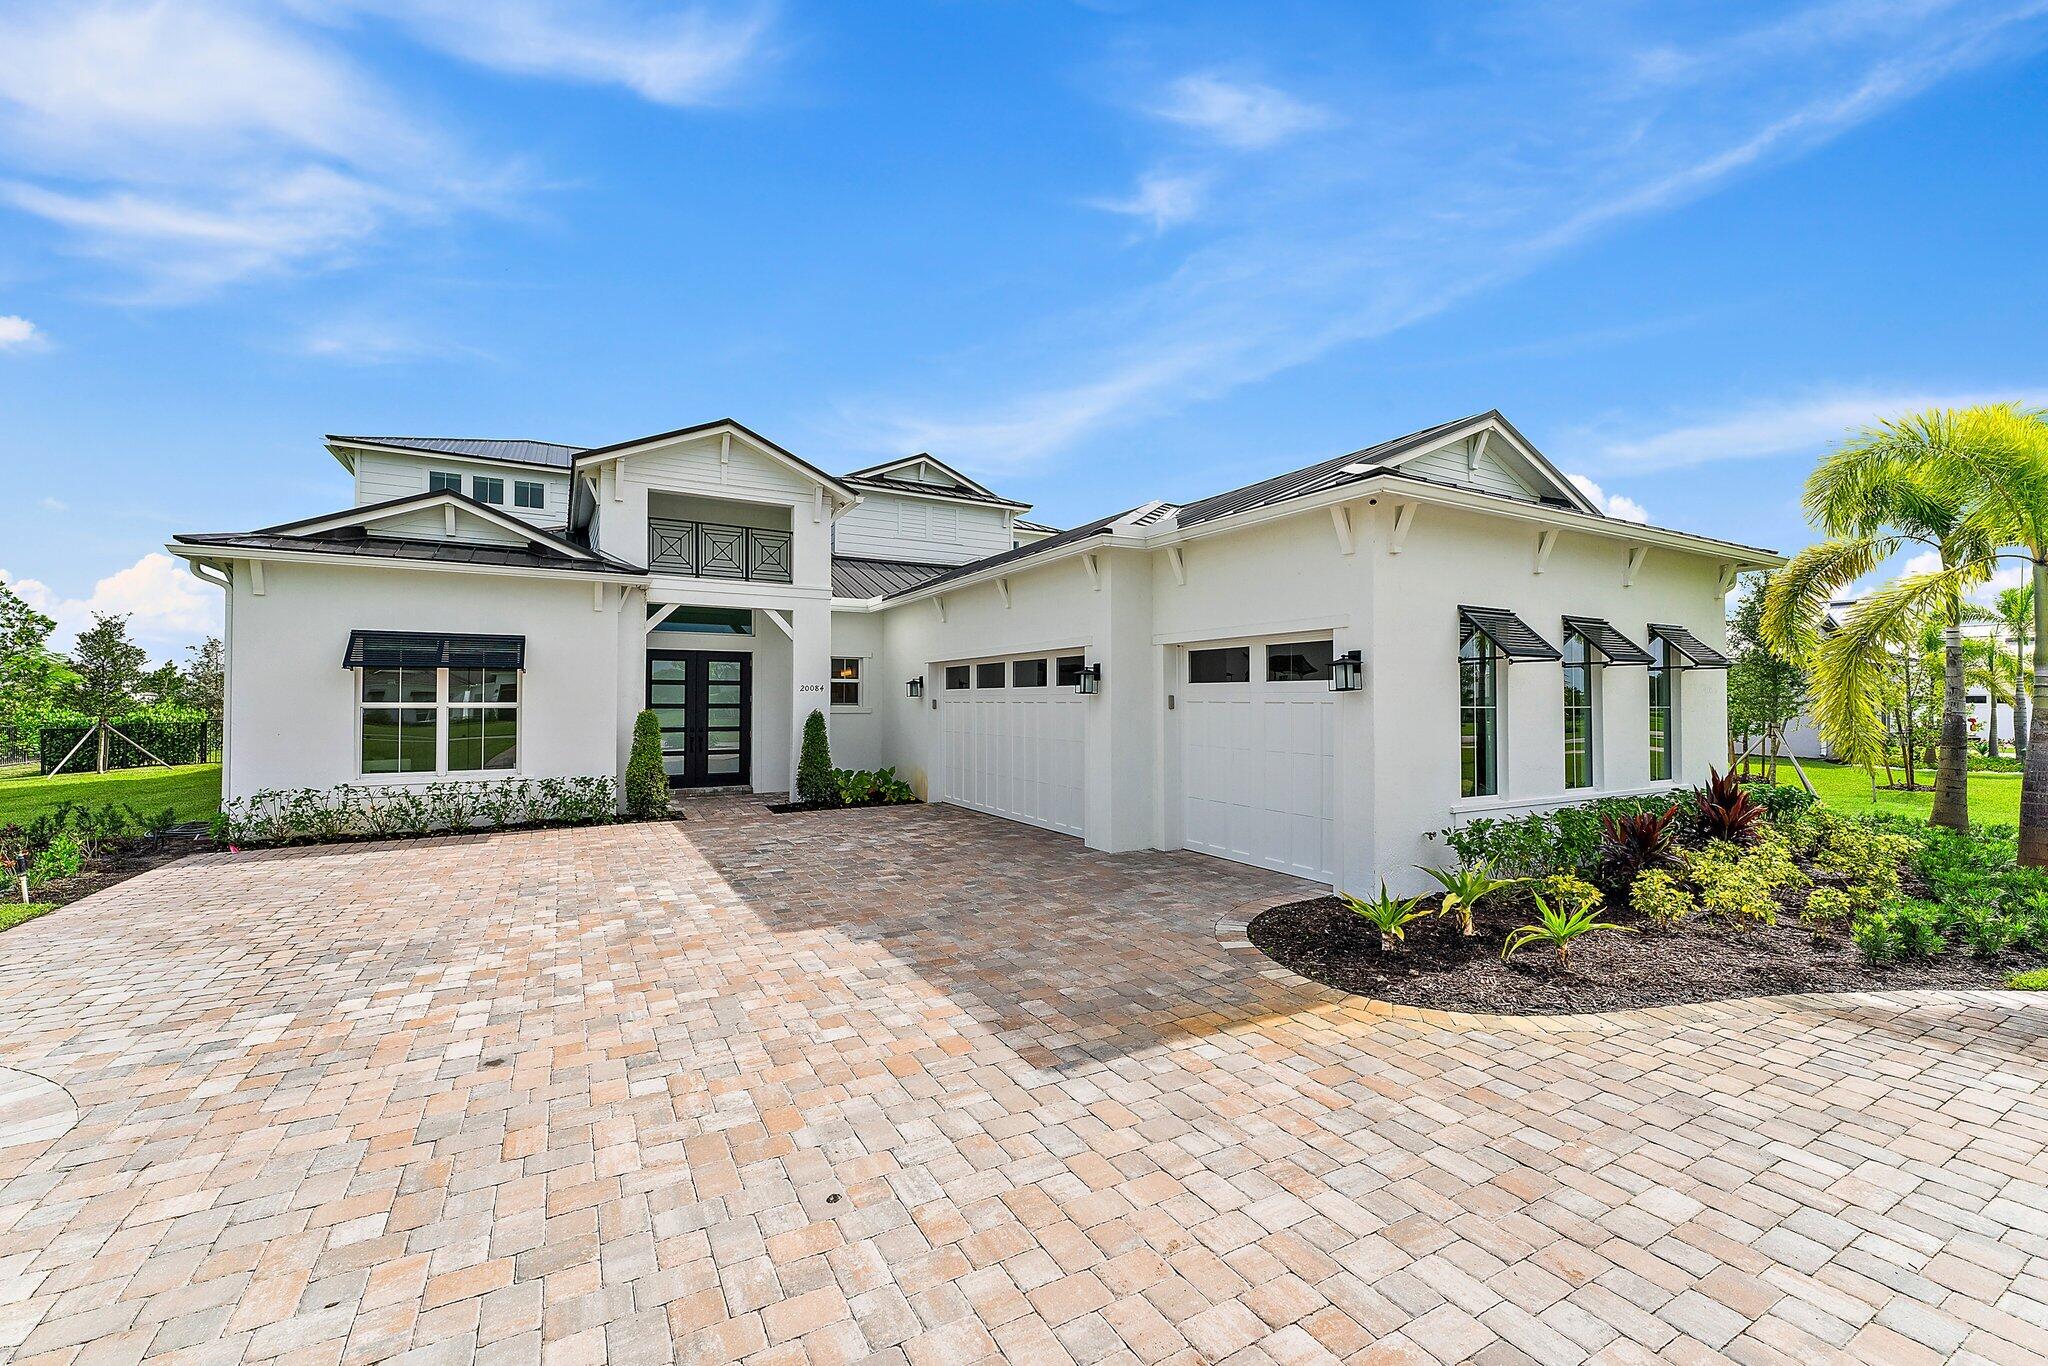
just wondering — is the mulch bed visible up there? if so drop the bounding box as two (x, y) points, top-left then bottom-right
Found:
(1249, 894), (2041, 1015)
(11, 831), (219, 915)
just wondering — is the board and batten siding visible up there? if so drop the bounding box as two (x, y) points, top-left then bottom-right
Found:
(834, 492), (1011, 564)
(1397, 440), (1538, 503)
(353, 450), (571, 528)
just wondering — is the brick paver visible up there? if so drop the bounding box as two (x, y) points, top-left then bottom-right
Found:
(1, 799), (2045, 1363)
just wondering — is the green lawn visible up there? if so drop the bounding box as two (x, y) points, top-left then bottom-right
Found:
(0, 763), (222, 827)
(1794, 759), (2022, 826)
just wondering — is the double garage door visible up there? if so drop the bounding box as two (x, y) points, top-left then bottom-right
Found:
(935, 638), (1336, 883)
(938, 653), (1088, 836)
(1178, 637), (1337, 882)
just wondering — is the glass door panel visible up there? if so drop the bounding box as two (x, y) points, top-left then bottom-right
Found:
(646, 649), (750, 787)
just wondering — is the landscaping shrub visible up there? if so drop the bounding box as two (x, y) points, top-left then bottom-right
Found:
(831, 767), (917, 807)
(1800, 886), (1856, 933)
(1439, 794), (1677, 879)
(1539, 872), (1603, 918)
(1597, 805), (1681, 881)
(1955, 900), (2019, 957)
(796, 710), (836, 806)
(1417, 862), (1525, 936)
(625, 710), (667, 819)
(216, 777), (618, 847)
(0, 903), (53, 933)
(1501, 891), (1632, 970)
(2006, 968), (2048, 989)
(1743, 782), (1819, 824)
(1692, 836), (1805, 924)
(1693, 768), (1765, 843)
(27, 831), (82, 884)
(1628, 868), (1696, 928)
(37, 707), (209, 774)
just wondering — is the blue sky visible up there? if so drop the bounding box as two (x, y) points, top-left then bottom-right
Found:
(4, 0), (2047, 656)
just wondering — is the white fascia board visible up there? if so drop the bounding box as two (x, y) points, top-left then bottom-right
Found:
(645, 577), (831, 609)
(164, 542), (648, 585)
(1368, 415), (1599, 517)
(850, 453), (1005, 500)
(1151, 475), (1785, 567)
(577, 422), (861, 511)
(278, 492), (596, 558)
(872, 531), (1148, 610)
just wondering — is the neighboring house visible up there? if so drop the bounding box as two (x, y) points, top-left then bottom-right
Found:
(1777, 599), (2013, 761)
(170, 411), (1780, 893)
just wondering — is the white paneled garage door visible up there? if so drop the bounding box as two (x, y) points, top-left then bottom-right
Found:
(1179, 637), (1337, 882)
(939, 653), (1087, 837)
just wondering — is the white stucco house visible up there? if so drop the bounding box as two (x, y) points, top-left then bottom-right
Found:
(170, 412), (1781, 893)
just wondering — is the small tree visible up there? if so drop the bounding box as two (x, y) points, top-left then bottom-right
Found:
(1727, 574), (1806, 782)
(0, 580), (71, 761)
(796, 709), (836, 806)
(64, 612), (146, 721)
(624, 709), (667, 818)
(139, 661), (186, 708)
(184, 636), (224, 752)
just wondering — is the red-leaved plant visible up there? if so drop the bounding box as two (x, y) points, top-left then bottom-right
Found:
(1598, 804), (1682, 879)
(1692, 768), (1763, 843)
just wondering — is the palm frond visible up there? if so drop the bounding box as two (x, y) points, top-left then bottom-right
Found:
(1761, 535), (1894, 661)
(1808, 568), (1971, 768)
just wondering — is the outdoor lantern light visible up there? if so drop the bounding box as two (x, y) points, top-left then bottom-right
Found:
(1074, 662), (1101, 695)
(907, 676), (924, 698)
(1330, 650), (1363, 692)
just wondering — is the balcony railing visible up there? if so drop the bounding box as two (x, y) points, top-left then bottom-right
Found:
(648, 518), (793, 583)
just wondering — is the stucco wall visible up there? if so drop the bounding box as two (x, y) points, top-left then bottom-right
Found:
(827, 609), (884, 770)
(222, 559), (624, 802)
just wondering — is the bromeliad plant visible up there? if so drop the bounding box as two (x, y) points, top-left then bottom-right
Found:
(1501, 890), (1634, 970)
(1416, 861), (1526, 936)
(1341, 883), (1431, 949)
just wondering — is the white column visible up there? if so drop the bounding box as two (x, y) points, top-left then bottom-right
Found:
(787, 600), (832, 795)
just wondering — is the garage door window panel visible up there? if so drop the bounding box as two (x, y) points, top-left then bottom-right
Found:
(976, 662), (1006, 688)
(1013, 658), (1048, 688)
(946, 664), (970, 690)
(1189, 647), (1250, 684)
(1267, 641), (1333, 683)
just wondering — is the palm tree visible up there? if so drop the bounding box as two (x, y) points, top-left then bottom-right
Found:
(1963, 633), (2011, 757)
(1937, 405), (2048, 864)
(1994, 583), (2034, 762)
(1764, 411), (1992, 831)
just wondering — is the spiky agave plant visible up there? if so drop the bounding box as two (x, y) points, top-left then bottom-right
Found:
(1415, 861), (1526, 936)
(1501, 893), (1634, 971)
(1340, 882), (1430, 949)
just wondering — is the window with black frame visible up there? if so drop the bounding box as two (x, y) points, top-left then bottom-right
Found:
(1562, 630), (1595, 789)
(1649, 637), (1676, 780)
(1460, 624), (1498, 798)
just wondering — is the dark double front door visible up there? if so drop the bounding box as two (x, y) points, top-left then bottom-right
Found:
(647, 650), (751, 787)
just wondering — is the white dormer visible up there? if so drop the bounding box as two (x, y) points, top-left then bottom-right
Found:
(835, 453), (1033, 567)
(327, 437), (580, 531)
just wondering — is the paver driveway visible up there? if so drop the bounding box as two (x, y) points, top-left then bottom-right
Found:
(1, 801), (2046, 1365)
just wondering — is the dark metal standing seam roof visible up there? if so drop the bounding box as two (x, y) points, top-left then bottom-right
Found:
(831, 557), (955, 598)
(330, 436), (587, 469)
(1460, 606), (1562, 661)
(343, 631), (526, 670)
(841, 474), (1028, 508)
(1174, 414), (1487, 527)
(1562, 616), (1655, 665)
(885, 508), (1140, 599)
(1649, 623), (1733, 668)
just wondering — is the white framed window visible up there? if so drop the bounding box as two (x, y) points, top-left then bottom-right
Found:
(1562, 630), (1596, 790)
(1459, 626), (1499, 798)
(513, 480), (545, 509)
(831, 657), (863, 709)
(360, 666), (519, 776)
(473, 475), (505, 505)
(428, 470), (462, 493)
(1649, 638), (1677, 780)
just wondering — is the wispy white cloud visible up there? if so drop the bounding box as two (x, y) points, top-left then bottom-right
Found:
(1086, 170), (1206, 233)
(314, 1), (776, 107)
(1581, 387), (2043, 473)
(2, 553), (219, 651)
(854, 1), (2048, 468)
(0, 0), (775, 296)
(1145, 73), (1331, 149)
(0, 314), (41, 350)
(1566, 473), (1649, 523)
(290, 310), (490, 365)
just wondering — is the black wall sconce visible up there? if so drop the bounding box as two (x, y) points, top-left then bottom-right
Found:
(1074, 662), (1101, 695)
(907, 676), (924, 698)
(1330, 650), (1363, 692)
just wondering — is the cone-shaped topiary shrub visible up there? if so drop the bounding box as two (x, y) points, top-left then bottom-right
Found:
(625, 709), (668, 818)
(797, 709), (837, 806)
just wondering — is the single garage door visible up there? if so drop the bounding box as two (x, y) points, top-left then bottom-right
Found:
(939, 653), (1087, 837)
(1179, 637), (1337, 882)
